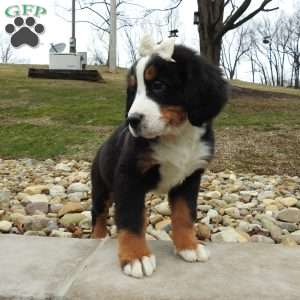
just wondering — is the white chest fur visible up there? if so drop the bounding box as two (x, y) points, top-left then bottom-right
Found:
(151, 123), (211, 194)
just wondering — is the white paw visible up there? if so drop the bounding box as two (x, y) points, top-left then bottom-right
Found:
(177, 244), (210, 262)
(123, 254), (156, 278)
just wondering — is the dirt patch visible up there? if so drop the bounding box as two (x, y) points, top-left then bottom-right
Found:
(231, 86), (300, 101)
(211, 126), (300, 176)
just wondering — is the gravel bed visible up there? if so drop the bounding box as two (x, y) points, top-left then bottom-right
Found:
(0, 158), (300, 246)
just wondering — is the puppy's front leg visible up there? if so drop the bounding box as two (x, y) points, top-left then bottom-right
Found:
(169, 170), (210, 262)
(114, 176), (156, 278)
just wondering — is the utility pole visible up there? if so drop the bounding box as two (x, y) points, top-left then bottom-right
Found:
(109, 0), (117, 72)
(70, 0), (76, 53)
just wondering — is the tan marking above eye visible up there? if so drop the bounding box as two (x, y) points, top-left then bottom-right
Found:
(144, 65), (157, 81)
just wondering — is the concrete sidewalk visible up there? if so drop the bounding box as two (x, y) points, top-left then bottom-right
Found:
(0, 235), (300, 300)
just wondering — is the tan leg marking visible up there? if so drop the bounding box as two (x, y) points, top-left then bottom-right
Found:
(118, 230), (151, 267)
(170, 198), (198, 251)
(91, 214), (107, 239)
(91, 193), (113, 239)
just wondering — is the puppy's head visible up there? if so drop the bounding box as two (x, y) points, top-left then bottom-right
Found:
(126, 37), (228, 139)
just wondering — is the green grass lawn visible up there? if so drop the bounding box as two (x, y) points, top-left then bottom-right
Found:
(0, 64), (127, 159)
(1, 64), (300, 175)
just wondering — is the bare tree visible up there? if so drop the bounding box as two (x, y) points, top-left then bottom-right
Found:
(285, 11), (300, 88)
(196, 0), (278, 65)
(123, 27), (137, 65)
(271, 16), (292, 86)
(56, 0), (183, 67)
(243, 16), (294, 87)
(221, 26), (250, 79)
(88, 42), (106, 65)
(56, 0), (138, 65)
(245, 27), (270, 85)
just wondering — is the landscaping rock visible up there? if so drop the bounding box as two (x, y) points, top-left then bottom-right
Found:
(277, 208), (300, 223)
(0, 220), (12, 233)
(49, 185), (65, 197)
(223, 193), (240, 204)
(155, 219), (171, 231)
(149, 214), (164, 225)
(258, 191), (275, 201)
(258, 216), (282, 242)
(50, 229), (73, 238)
(222, 215), (234, 227)
(207, 209), (219, 219)
(154, 202), (171, 216)
(23, 194), (49, 204)
(29, 216), (49, 231)
(68, 192), (85, 202)
(278, 197), (297, 207)
(24, 185), (49, 195)
(58, 202), (84, 217)
(67, 183), (89, 194)
(26, 202), (49, 215)
(224, 207), (240, 219)
(55, 163), (72, 172)
(60, 213), (86, 227)
(196, 223), (211, 240)
(290, 230), (300, 244)
(211, 227), (249, 243)
(237, 220), (250, 233)
(250, 235), (275, 244)
(49, 203), (64, 213)
(239, 191), (255, 203)
(276, 221), (298, 233)
(281, 236), (298, 247)
(205, 191), (221, 199)
(198, 205), (212, 212)
(0, 159), (299, 245)
(0, 191), (11, 209)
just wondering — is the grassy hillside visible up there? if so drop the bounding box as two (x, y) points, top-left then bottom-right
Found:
(0, 64), (300, 175)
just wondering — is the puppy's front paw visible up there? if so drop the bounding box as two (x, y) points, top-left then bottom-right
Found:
(123, 254), (156, 278)
(176, 244), (210, 262)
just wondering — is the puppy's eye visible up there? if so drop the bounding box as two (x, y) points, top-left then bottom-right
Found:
(152, 80), (166, 93)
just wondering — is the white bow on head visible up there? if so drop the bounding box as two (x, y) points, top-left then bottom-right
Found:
(138, 35), (176, 62)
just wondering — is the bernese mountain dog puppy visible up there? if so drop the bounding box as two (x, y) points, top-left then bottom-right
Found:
(91, 36), (228, 278)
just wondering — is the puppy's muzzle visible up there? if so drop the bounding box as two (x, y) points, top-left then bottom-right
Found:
(127, 113), (144, 131)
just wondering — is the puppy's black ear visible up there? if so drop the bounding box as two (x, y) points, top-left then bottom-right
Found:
(184, 56), (228, 126)
(125, 66), (137, 118)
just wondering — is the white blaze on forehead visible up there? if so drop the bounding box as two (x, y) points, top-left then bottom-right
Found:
(128, 56), (160, 117)
(128, 56), (166, 138)
(136, 56), (149, 94)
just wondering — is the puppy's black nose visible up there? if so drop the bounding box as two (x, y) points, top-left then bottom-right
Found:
(127, 113), (143, 129)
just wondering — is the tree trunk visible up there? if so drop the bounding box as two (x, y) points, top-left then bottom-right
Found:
(290, 65), (294, 87)
(295, 65), (299, 89)
(197, 0), (224, 65)
(250, 56), (255, 83)
(199, 33), (222, 65)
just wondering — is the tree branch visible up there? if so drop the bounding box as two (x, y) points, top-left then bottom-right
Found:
(219, 0), (278, 39)
(145, 0), (183, 14)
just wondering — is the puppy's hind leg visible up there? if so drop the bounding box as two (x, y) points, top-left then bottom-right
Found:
(91, 160), (111, 239)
